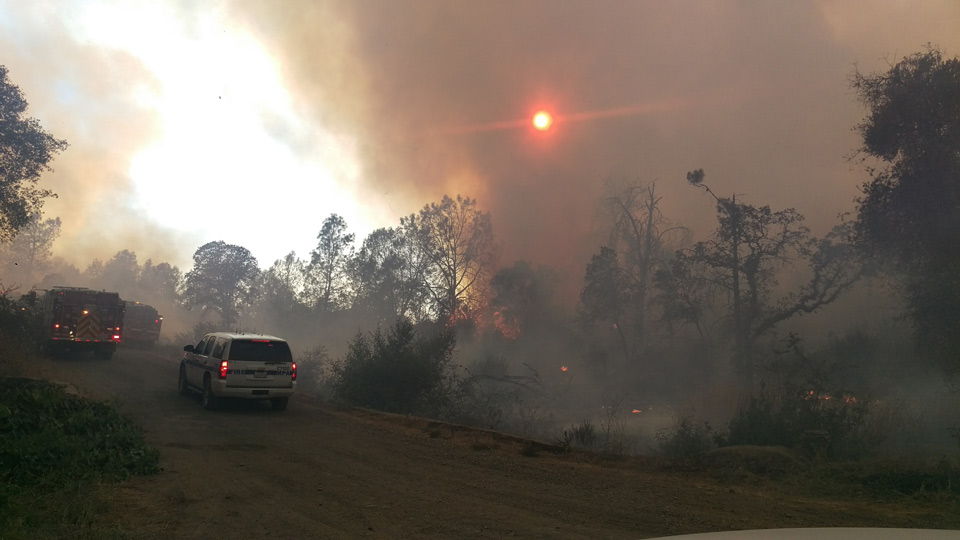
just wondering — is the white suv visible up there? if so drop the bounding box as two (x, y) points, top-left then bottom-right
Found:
(178, 332), (297, 410)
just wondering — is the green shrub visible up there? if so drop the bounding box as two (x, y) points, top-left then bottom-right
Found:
(717, 388), (876, 460)
(0, 290), (42, 375)
(656, 412), (715, 458)
(332, 318), (458, 416)
(0, 378), (160, 487)
(0, 377), (160, 535)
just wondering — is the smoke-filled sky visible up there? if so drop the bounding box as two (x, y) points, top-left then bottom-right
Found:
(2, 1), (958, 281)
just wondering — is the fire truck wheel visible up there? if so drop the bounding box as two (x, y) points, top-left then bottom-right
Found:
(201, 377), (219, 410)
(178, 365), (190, 396)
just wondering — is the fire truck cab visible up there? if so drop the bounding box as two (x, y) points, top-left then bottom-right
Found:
(39, 286), (124, 359)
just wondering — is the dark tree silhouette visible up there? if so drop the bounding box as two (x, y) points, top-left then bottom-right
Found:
(0, 66), (68, 242)
(403, 195), (498, 323)
(682, 170), (864, 397)
(307, 214), (355, 313)
(851, 47), (960, 377)
(181, 241), (259, 327)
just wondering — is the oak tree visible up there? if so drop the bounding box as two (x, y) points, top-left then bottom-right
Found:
(851, 47), (960, 375)
(0, 66), (68, 242)
(181, 241), (259, 327)
(683, 170), (863, 396)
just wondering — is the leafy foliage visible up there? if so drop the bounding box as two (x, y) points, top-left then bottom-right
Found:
(717, 389), (873, 460)
(488, 261), (559, 338)
(0, 66), (68, 243)
(348, 226), (431, 324)
(0, 288), (40, 361)
(0, 377), (159, 533)
(181, 241), (259, 327)
(851, 47), (960, 377)
(656, 413), (716, 458)
(306, 214), (355, 312)
(332, 317), (458, 416)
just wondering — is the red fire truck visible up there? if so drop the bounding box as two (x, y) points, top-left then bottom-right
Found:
(39, 286), (124, 359)
(121, 301), (162, 348)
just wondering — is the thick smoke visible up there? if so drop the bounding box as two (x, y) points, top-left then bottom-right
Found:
(2, 1), (958, 279)
(240, 0), (959, 283)
(0, 4), (198, 269)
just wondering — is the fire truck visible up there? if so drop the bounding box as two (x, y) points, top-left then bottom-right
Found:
(121, 301), (162, 348)
(39, 286), (124, 359)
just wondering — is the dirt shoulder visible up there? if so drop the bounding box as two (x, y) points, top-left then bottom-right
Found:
(17, 347), (960, 539)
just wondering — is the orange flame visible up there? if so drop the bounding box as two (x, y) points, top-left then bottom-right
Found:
(492, 309), (521, 340)
(561, 366), (568, 372)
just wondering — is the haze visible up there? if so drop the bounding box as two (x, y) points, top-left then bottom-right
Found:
(2, 0), (959, 282)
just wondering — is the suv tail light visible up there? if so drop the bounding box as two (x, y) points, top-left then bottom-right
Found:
(219, 360), (229, 379)
(291, 362), (297, 381)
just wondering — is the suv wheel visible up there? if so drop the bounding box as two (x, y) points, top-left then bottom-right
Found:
(270, 397), (289, 411)
(201, 377), (218, 410)
(178, 365), (190, 396)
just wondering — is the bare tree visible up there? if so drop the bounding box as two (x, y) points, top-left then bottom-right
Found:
(579, 179), (687, 366)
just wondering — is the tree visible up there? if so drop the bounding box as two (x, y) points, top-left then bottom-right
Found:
(0, 212), (60, 286)
(181, 241), (259, 327)
(578, 246), (631, 360)
(82, 259), (104, 283)
(0, 66), (68, 242)
(306, 214), (355, 313)
(489, 260), (559, 339)
(348, 227), (430, 323)
(403, 195), (498, 323)
(257, 252), (308, 321)
(97, 250), (140, 296)
(138, 260), (182, 304)
(851, 47), (960, 376)
(332, 317), (457, 416)
(579, 180), (687, 365)
(262, 252), (306, 308)
(683, 170), (864, 396)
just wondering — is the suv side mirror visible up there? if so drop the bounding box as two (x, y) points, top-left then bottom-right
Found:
(183, 345), (195, 353)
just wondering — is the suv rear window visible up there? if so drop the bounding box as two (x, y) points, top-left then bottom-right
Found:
(227, 340), (293, 362)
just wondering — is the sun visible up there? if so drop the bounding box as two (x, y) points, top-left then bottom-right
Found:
(532, 110), (553, 131)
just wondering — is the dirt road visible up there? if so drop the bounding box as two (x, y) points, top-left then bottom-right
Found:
(25, 347), (958, 539)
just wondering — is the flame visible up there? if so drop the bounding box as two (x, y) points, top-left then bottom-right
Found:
(632, 409), (642, 414)
(806, 390), (859, 404)
(492, 309), (521, 340)
(561, 366), (568, 372)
